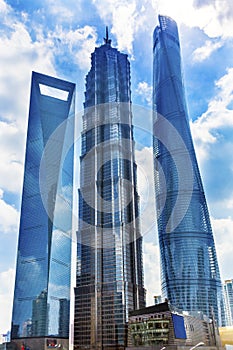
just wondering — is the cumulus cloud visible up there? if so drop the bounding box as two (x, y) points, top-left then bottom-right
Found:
(0, 7), (61, 195)
(92, 0), (157, 55)
(192, 40), (222, 62)
(188, 66), (233, 273)
(44, 0), (86, 23)
(0, 0), (9, 15)
(211, 217), (233, 280)
(0, 268), (15, 332)
(54, 25), (98, 71)
(135, 146), (157, 238)
(143, 241), (160, 306)
(90, 0), (233, 60)
(157, 0), (233, 39)
(0, 190), (19, 234)
(136, 81), (153, 105)
(111, 2), (138, 55)
(135, 146), (160, 306)
(91, 0), (137, 54)
(192, 0), (211, 7)
(0, 121), (25, 193)
(46, 0), (74, 21)
(190, 67), (233, 164)
(0, 8), (56, 127)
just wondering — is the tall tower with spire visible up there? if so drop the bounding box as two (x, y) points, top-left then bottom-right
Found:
(73, 30), (145, 349)
(152, 15), (225, 325)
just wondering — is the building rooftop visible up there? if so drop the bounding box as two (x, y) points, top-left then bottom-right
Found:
(129, 301), (170, 316)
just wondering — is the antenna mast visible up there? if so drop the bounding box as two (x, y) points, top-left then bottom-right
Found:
(104, 26), (111, 45)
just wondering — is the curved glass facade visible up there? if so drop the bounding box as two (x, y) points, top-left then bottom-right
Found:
(153, 15), (224, 325)
(11, 72), (75, 344)
(74, 38), (145, 349)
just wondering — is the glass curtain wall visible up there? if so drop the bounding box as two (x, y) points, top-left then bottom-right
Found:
(74, 35), (145, 349)
(11, 72), (75, 346)
(224, 280), (233, 326)
(152, 15), (224, 325)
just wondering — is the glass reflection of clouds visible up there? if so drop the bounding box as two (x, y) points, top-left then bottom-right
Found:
(11, 72), (75, 341)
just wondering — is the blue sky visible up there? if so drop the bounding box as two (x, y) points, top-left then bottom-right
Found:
(1, 0), (233, 335)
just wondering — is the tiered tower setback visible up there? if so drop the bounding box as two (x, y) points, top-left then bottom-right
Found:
(74, 30), (145, 349)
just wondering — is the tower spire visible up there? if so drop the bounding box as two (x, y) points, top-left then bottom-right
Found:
(104, 26), (111, 45)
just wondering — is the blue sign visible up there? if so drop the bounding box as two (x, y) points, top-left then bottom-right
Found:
(172, 314), (187, 339)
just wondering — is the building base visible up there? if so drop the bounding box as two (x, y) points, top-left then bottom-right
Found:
(126, 347), (225, 350)
(11, 337), (69, 350)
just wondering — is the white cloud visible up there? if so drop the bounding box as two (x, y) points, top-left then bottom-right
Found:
(216, 67), (233, 103)
(208, 193), (233, 225)
(143, 241), (160, 306)
(92, 0), (136, 54)
(0, 0), (9, 15)
(190, 67), (233, 164)
(157, 0), (233, 39)
(0, 121), (25, 193)
(211, 217), (233, 281)
(54, 25), (98, 71)
(135, 147), (157, 238)
(156, 0), (215, 34)
(0, 268), (15, 333)
(0, 190), (19, 234)
(91, 0), (233, 59)
(44, 0), (85, 23)
(192, 40), (222, 62)
(0, 1), (67, 198)
(135, 146), (160, 306)
(189, 66), (233, 274)
(46, 0), (74, 21)
(0, 12), (56, 127)
(92, 0), (157, 55)
(111, 2), (137, 54)
(136, 82), (153, 105)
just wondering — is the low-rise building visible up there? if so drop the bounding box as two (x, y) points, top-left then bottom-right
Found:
(127, 301), (223, 349)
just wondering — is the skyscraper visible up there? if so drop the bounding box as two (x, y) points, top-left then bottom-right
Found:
(11, 72), (75, 350)
(74, 29), (145, 349)
(152, 15), (224, 325)
(223, 279), (233, 326)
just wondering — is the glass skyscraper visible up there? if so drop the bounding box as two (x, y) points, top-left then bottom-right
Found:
(152, 15), (224, 325)
(223, 279), (233, 326)
(11, 72), (75, 350)
(74, 30), (145, 349)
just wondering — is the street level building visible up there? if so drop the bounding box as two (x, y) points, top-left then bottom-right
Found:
(74, 29), (145, 349)
(152, 15), (225, 325)
(11, 72), (75, 350)
(127, 301), (223, 349)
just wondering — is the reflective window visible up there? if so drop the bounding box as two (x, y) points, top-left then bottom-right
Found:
(11, 72), (75, 339)
(153, 15), (224, 325)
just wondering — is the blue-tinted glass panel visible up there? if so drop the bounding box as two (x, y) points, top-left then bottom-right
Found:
(75, 41), (145, 349)
(153, 15), (224, 325)
(11, 72), (75, 340)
